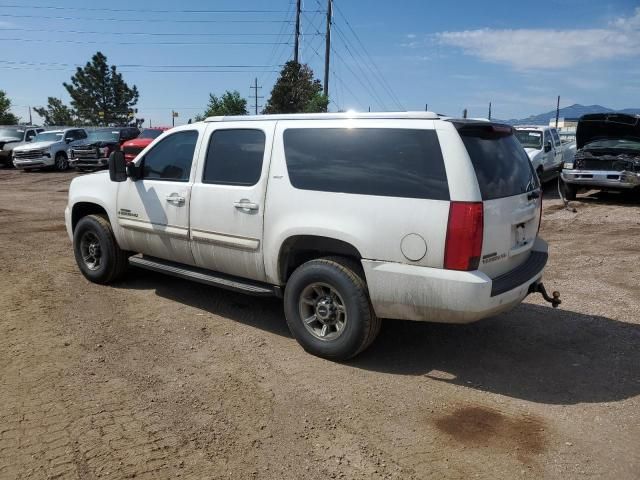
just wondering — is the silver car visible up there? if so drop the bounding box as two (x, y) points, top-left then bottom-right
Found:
(12, 128), (88, 171)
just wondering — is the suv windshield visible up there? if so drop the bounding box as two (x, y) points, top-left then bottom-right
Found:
(34, 131), (63, 142)
(514, 130), (543, 149)
(456, 122), (539, 200)
(0, 127), (24, 139)
(583, 138), (640, 152)
(138, 129), (164, 140)
(87, 130), (120, 142)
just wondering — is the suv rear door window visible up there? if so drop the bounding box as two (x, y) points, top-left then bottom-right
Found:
(283, 128), (449, 200)
(203, 129), (265, 186)
(455, 122), (539, 200)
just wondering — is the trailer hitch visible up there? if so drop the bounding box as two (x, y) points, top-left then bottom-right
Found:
(530, 282), (562, 308)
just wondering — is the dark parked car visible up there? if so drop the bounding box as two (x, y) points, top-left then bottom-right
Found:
(560, 113), (640, 200)
(69, 127), (140, 171)
(0, 126), (44, 167)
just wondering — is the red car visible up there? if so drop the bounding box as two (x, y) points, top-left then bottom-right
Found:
(121, 127), (170, 162)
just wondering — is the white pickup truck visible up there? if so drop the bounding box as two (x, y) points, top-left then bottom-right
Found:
(514, 126), (576, 182)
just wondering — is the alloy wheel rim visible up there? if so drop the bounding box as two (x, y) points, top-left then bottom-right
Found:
(298, 282), (347, 341)
(80, 231), (102, 271)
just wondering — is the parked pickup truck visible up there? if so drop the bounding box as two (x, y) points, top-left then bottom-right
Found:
(121, 127), (170, 163)
(13, 128), (88, 171)
(65, 112), (560, 360)
(560, 113), (640, 200)
(515, 126), (576, 182)
(0, 126), (44, 167)
(69, 127), (140, 171)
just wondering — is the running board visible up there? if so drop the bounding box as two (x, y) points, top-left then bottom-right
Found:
(129, 255), (278, 297)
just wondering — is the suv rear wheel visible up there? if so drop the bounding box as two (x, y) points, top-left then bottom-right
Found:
(73, 214), (128, 284)
(284, 257), (381, 360)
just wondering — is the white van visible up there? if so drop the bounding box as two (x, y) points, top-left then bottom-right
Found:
(65, 112), (558, 359)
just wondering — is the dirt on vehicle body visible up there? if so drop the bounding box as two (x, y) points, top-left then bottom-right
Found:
(1, 169), (639, 479)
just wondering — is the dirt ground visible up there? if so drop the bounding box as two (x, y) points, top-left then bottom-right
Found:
(1, 168), (639, 480)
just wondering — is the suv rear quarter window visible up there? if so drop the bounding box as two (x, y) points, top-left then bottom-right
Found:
(283, 128), (449, 200)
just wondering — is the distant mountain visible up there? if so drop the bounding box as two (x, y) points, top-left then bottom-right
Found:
(497, 104), (640, 126)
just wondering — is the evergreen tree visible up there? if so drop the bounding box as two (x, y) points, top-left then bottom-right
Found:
(64, 51), (139, 126)
(263, 61), (328, 114)
(0, 90), (19, 125)
(33, 97), (77, 126)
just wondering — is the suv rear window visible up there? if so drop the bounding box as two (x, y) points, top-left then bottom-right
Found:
(283, 128), (449, 200)
(455, 123), (539, 200)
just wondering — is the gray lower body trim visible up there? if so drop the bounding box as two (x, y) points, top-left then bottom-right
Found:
(129, 255), (277, 296)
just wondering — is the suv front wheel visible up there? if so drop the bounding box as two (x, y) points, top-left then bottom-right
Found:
(284, 257), (381, 360)
(73, 214), (129, 284)
(54, 152), (68, 171)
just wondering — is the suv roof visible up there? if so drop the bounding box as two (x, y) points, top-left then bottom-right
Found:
(204, 111), (441, 123)
(515, 126), (549, 130)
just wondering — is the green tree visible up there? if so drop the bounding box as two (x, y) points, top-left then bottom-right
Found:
(33, 97), (77, 126)
(64, 51), (139, 126)
(263, 61), (327, 114)
(0, 90), (19, 125)
(202, 90), (248, 117)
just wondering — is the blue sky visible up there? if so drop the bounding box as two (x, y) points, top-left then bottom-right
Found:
(1, 0), (639, 125)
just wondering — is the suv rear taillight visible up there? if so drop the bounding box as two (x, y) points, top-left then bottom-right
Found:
(444, 202), (484, 271)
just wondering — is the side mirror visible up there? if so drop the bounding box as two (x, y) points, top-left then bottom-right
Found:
(544, 141), (552, 153)
(108, 151), (127, 182)
(65, 137), (73, 143)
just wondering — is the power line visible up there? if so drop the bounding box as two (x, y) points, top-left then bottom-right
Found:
(2, 13), (294, 23)
(0, 27), (322, 37)
(0, 60), (279, 68)
(2, 66), (278, 74)
(332, 3), (404, 110)
(0, 4), (294, 13)
(0, 37), (291, 46)
(332, 26), (389, 110)
(331, 46), (388, 110)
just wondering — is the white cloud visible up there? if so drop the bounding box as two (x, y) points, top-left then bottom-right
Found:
(434, 7), (640, 69)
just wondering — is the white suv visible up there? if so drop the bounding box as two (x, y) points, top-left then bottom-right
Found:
(65, 112), (558, 359)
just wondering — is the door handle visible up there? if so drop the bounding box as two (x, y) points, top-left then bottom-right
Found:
(166, 194), (185, 206)
(233, 200), (259, 212)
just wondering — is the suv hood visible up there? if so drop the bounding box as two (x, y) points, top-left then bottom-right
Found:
(577, 113), (640, 150)
(14, 140), (57, 151)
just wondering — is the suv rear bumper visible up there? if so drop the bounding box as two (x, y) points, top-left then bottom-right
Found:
(362, 238), (548, 324)
(561, 169), (640, 189)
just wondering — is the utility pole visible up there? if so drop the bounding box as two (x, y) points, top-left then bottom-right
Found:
(250, 77), (263, 115)
(555, 95), (560, 128)
(463, 108), (468, 119)
(488, 102), (492, 120)
(323, 0), (332, 97)
(28, 106), (32, 125)
(294, 0), (301, 63)
(425, 104), (428, 111)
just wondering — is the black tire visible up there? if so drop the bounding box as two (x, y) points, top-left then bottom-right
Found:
(73, 214), (128, 284)
(54, 152), (68, 171)
(284, 256), (380, 360)
(559, 178), (577, 201)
